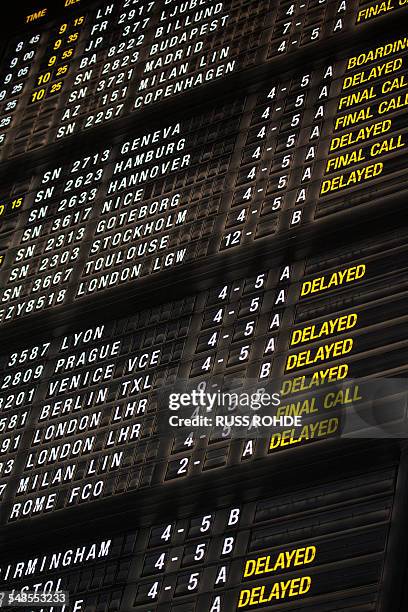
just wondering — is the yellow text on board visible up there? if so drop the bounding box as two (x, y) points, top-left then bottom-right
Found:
(26, 8), (47, 23)
(243, 546), (316, 577)
(238, 576), (312, 607)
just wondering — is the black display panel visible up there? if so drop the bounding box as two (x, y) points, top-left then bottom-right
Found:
(0, 1), (407, 611)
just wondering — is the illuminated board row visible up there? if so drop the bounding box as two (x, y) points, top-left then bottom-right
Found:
(0, 228), (406, 523)
(0, 467), (396, 611)
(0, 0), (405, 158)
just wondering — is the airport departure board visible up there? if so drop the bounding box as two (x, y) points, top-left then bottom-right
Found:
(0, 1), (407, 611)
